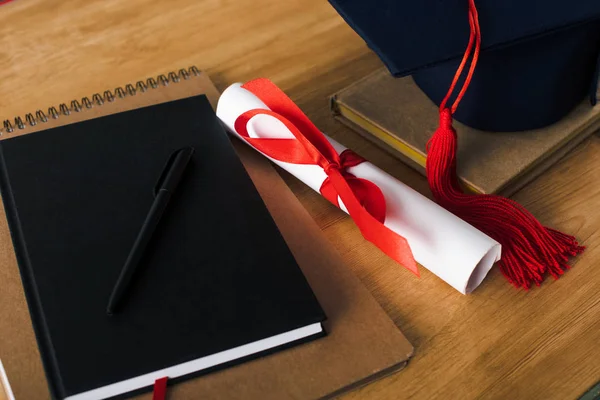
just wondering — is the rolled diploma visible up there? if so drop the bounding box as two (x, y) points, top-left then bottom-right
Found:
(217, 83), (501, 294)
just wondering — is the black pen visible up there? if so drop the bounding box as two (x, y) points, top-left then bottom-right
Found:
(107, 146), (195, 315)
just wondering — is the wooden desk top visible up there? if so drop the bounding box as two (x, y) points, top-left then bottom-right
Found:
(0, 1), (599, 399)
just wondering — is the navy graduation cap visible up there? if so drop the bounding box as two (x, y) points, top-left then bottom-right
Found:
(329, 0), (600, 132)
(329, 0), (592, 289)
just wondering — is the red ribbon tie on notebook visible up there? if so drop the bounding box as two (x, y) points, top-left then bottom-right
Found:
(233, 78), (418, 275)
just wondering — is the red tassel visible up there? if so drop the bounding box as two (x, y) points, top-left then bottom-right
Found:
(425, 0), (584, 289)
(427, 110), (584, 289)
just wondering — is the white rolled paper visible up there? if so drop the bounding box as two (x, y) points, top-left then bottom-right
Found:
(216, 83), (501, 294)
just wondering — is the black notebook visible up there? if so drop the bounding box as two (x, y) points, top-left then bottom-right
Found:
(0, 95), (326, 400)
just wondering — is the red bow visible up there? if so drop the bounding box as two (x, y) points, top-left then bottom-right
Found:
(319, 149), (386, 224)
(233, 78), (418, 276)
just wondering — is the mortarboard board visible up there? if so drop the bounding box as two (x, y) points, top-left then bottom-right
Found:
(329, 0), (591, 289)
(329, 0), (600, 131)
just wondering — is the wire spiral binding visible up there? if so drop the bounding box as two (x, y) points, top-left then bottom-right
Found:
(1, 66), (201, 135)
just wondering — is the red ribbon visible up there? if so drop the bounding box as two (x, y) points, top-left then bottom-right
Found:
(320, 149), (386, 224)
(233, 79), (418, 275)
(152, 377), (168, 400)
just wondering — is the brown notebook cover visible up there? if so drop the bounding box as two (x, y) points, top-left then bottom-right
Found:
(331, 68), (600, 196)
(0, 68), (413, 399)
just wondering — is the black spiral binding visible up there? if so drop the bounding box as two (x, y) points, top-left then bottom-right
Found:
(1, 66), (201, 135)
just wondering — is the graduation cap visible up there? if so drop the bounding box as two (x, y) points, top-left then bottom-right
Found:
(330, 0), (600, 131)
(329, 0), (595, 288)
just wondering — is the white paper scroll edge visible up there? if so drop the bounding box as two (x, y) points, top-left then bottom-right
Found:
(216, 83), (501, 294)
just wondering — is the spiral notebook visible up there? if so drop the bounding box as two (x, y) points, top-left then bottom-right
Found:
(0, 68), (329, 399)
(0, 68), (414, 400)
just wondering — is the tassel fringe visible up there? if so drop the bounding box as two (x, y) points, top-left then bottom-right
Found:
(427, 110), (584, 289)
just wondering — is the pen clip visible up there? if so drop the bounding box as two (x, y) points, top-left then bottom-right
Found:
(153, 147), (194, 197)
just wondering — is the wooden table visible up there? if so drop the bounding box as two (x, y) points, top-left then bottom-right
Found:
(1, 1), (599, 399)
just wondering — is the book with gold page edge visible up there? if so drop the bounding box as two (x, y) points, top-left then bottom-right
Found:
(331, 68), (600, 196)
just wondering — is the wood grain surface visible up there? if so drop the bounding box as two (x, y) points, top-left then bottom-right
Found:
(0, 1), (598, 399)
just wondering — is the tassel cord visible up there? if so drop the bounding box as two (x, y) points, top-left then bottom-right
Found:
(425, 0), (584, 289)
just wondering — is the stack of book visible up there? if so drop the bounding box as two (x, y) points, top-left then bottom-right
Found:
(331, 68), (600, 196)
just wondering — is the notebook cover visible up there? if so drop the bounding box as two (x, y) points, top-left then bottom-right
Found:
(331, 68), (600, 196)
(0, 70), (414, 399)
(0, 90), (327, 398)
